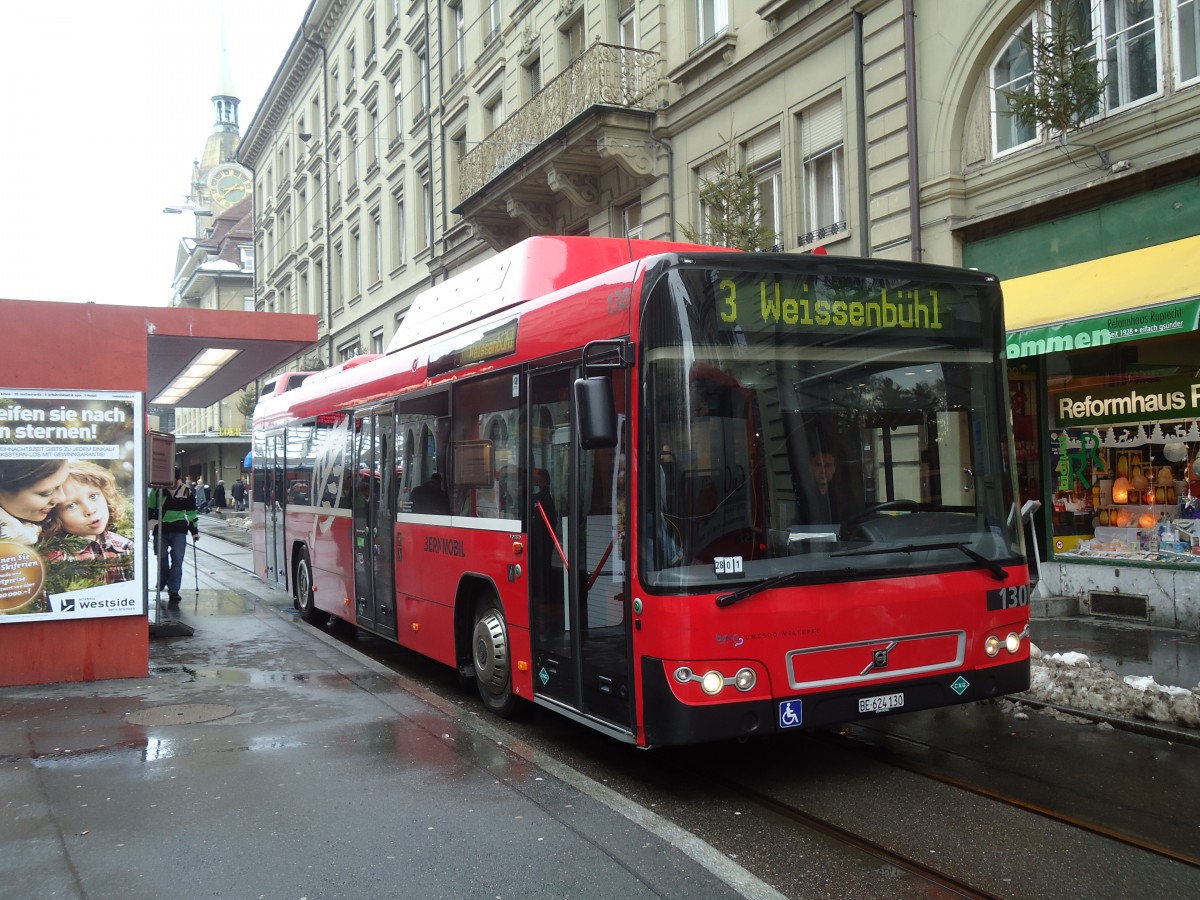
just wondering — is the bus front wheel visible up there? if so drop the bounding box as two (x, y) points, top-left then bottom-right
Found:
(296, 551), (328, 628)
(472, 600), (516, 717)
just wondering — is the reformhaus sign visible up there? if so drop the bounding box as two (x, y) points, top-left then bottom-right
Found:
(1006, 297), (1200, 360)
(1054, 375), (1200, 427)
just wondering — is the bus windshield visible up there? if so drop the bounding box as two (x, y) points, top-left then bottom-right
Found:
(639, 259), (1023, 592)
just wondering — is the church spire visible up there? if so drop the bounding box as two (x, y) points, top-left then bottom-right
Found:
(212, 15), (239, 136)
(202, 14), (241, 169)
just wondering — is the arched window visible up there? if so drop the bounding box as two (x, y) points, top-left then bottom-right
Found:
(991, 14), (1038, 157)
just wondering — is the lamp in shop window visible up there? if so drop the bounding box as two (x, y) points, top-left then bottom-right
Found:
(1111, 477), (1131, 504)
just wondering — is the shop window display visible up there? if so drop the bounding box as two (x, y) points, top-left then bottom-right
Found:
(1048, 380), (1200, 563)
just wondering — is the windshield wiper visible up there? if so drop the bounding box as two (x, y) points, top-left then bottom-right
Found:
(715, 570), (823, 607)
(831, 541), (1009, 581)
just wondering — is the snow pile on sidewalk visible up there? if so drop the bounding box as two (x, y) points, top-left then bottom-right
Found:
(1020, 644), (1200, 729)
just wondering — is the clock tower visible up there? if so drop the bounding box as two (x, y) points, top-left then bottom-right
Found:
(191, 18), (251, 213)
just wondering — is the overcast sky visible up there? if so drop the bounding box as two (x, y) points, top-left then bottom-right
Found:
(0, 0), (310, 306)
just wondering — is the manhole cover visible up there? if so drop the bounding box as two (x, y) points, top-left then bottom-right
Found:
(126, 703), (236, 726)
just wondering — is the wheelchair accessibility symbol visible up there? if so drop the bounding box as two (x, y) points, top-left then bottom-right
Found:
(778, 700), (802, 729)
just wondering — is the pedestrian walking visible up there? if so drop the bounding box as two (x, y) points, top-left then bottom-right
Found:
(231, 477), (247, 512)
(212, 480), (227, 516)
(193, 479), (209, 514)
(148, 467), (199, 607)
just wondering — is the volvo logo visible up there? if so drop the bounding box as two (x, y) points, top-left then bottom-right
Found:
(862, 641), (898, 676)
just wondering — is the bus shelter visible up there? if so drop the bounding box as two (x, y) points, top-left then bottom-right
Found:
(0, 298), (316, 687)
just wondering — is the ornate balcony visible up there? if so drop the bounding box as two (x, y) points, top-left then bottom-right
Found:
(456, 43), (661, 247)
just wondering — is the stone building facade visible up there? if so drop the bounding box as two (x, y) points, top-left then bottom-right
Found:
(240, 0), (1200, 627)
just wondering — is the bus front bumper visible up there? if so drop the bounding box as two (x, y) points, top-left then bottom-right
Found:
(640, 656), (1030, 747)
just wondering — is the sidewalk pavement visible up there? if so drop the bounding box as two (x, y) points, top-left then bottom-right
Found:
(0, 539), (766, 900)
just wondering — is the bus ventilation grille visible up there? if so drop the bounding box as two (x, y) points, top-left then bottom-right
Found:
(1088, 591), (1148, 620)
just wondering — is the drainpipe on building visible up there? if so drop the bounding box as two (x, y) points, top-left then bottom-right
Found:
(648, 118), (676, 242)
(853, 12), (870, 258)
(304, 33), (335, 367)
(436, 0), (449, 242)
(903, 0), (922, 262)
(425, 0), (437, 253)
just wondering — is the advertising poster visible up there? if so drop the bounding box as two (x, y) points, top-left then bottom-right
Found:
(0, 389), (144, 623)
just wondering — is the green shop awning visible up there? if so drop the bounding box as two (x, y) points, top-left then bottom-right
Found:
(1003, 234), (1200, 359)
(1006, 297), (1200, 359)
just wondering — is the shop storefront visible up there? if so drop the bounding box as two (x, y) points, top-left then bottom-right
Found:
(1000, 235), (1200, 629)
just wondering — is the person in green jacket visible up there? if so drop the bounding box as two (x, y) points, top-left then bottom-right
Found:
(148, 467), (199, 606)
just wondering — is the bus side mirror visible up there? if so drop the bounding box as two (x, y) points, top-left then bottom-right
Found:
(575, 376), (618, 449)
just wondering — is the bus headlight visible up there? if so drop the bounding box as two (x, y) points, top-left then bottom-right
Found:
(700, 670), (725, 695)
(733, 667), (757, 692)
(985, 635), (1001, 657)
(671, 664), (759, 695)
(1005, 631), (1022, 654)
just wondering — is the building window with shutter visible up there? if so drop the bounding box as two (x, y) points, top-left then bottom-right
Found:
(798, 94), (846, 246)
(744, 127), (782, 251)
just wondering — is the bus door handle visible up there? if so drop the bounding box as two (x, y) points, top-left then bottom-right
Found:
(962, 468), (974, 492)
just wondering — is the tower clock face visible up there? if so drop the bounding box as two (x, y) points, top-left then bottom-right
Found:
(206, 164), (251, 207)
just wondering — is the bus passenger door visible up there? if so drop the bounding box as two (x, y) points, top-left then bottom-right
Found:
(529, 368), (632, 732)
(528, 370), (575, 708)
(263, 432), (287, 590)
(353, 408), (398, 637)
(575, 374), (631, 729)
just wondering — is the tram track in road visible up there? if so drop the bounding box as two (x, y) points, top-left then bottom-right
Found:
(192, 525), (255, 575)
(717, 777), (1003, 899)
(826, 720), (1200, 872)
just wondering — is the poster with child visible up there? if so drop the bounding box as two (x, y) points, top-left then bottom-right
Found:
(0, 389), (143, 622)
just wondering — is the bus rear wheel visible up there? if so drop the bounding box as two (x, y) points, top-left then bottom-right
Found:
(296, 552), (328, 627)
(472, 600), (516, 717)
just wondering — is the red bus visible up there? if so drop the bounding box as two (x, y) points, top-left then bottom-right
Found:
(252, 236), (1030, 747)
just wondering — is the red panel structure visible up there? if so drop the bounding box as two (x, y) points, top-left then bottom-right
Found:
(0, 298), (316, 687)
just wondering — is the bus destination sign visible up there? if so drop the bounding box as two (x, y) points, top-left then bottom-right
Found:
(713, 274), (970, 338)
(428, 317), (519, 377)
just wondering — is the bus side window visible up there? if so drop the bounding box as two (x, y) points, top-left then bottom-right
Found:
(450, 374), (522, 520)
(397, 391), (450, 513)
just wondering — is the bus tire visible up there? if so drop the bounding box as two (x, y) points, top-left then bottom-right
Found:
(296, 551), (328, 628)
(472, 600), (517, 717)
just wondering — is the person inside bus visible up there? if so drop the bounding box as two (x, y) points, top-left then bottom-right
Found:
(411, 472), (451, 514)
(497, 465), (516, 518)
(795, 450), (852, 535)
(531, 468), (558, 532)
